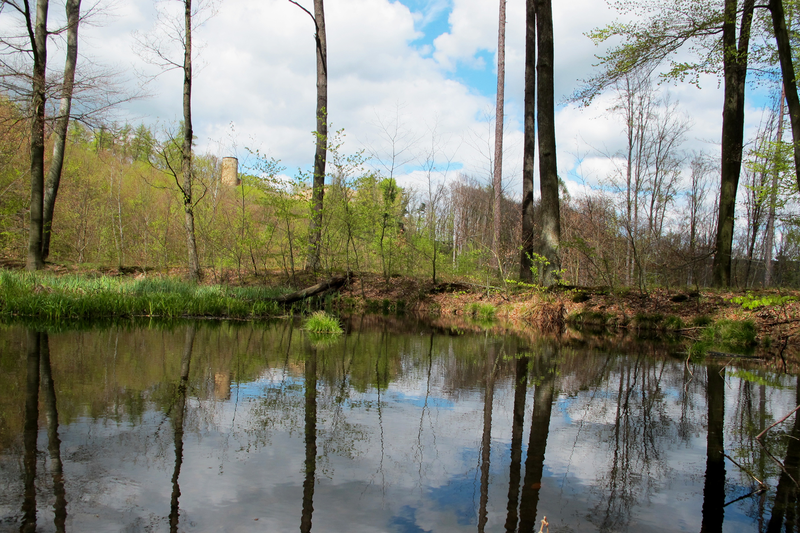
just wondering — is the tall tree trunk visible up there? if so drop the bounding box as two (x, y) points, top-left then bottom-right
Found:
(536, 0), (561, 285)
(182, 0), (200, 281)
(712, 0), (755, 287)
(42, 0), (80, 261)
(26, 0), (49, 271)
(764, 93), (784, 287)
(769, 0), (800, 194)
(492, 0), (506, 272)
(519, 0), (536, 282)
(306, 0), (328, 272)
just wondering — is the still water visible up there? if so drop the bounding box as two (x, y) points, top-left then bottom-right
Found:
(0, 318), (798, 532)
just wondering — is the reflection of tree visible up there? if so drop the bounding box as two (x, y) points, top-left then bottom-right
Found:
(21, 330), (67, 533)
(41, 333), (67, 532)
(518, 344), (557, 532)
(21, 330), (40, 533)
(766, 376), (800, 532)
(169, 324), (196, 533)
(301, 346), (318, 533)
(478, 343), (498, 532)
(701, 365), (726, 532)
(504, 353), (529, 532)
(589, 355), (672, 532)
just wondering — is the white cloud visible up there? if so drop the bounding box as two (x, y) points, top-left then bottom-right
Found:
(55, 0), (778, 205)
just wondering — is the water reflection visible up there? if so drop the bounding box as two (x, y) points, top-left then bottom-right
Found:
(518, 342), (556, 533)
(20, 330), (67, 533)
(1, 320), (800, 531)
(169, 324), (195, 532)
(767, 377), (800, 532)
(702, 365), (726, 532)
(301, 344), (317, 533)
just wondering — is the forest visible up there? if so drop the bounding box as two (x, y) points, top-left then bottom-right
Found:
(1, 0), (799, 290)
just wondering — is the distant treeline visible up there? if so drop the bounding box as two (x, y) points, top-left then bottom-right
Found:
(0, 96), (798, 288)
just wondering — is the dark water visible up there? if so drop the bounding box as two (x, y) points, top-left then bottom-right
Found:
(1, 318), (799, 532)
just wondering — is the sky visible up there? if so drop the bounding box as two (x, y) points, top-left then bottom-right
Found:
(33, 0), (783, 199)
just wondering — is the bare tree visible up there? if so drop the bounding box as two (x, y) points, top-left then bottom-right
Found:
(492, 0), (506, 272)
(519, 0), (536, 282)
(136, 0), (218, 280)
(42, 0), (81, 261)
(289, 0), (328, 273)
(24, 0), (49, 270)
(536, 0), (561, 285)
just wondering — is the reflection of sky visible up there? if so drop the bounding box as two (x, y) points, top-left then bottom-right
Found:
(3, 330), (800, 532)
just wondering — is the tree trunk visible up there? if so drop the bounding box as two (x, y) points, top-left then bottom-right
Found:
(306, 0), (328, 272)
(26, 0), (49, 271)
(519, 0), (536, 282)
(536, 0), (561, 285)
(182, 0), (200, 281)
(769, 0), (800, 194)
(712, 0), (755, 287)
(41, 0), (80, 261)
(492, 0), (506, 272)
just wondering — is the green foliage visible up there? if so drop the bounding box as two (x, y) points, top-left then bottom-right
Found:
(303, 311), (343, 334)
(729, 292), (797, 310)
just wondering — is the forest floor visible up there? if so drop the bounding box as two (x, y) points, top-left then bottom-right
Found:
(7, 259), (800, 368)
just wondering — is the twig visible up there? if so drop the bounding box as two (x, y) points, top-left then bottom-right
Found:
(756, 404), (800, 442)
(724, 453), (765, 487)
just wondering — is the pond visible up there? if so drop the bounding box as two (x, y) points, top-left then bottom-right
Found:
(0, 317), (798, 532)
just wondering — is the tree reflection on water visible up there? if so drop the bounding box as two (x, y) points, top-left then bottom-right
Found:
(1, 321), (800, 532)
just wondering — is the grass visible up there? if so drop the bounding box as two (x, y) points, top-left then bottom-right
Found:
(466, 302), (496, 321)
(303, 311), (343, 334)
(689, 318), (759, 359)
(0, 270), (287, 321)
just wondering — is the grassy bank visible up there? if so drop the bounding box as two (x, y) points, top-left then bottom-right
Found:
(0, 270), (288, 320)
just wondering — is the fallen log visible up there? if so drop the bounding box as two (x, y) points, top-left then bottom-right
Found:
(275, 276), (347, 304)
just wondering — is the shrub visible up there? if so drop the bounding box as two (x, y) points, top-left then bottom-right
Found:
(303, 311), (343, 334)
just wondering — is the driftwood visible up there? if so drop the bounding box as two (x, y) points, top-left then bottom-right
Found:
(275, 276), (347, 304)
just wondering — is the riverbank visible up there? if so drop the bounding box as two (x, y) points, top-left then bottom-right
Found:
(2, 263), (798, 365)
